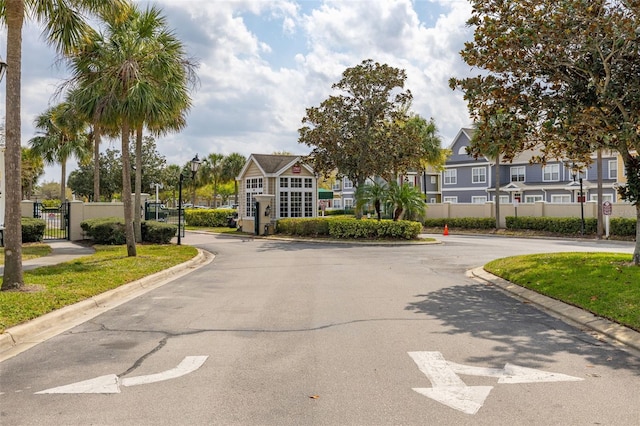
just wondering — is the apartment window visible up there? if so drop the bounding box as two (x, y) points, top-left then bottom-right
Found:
(590, 194), (614, 202)
(510, 166), (525, 182)
(443, 196), (458, 203)
(430, 176), (437, 184)
(332, 181), (341, 191)
(471, 196), (487, 204)
(525, 195), (544, 203)
(244, 177), (263, 217)
(343, 178), (353, 189)
(333, 199), (342, 209)
(472, 167), (487, 184)
(608, 160), (618, 179)
(551, 195), (571, 203)
(499, 195), (510, 204)
(279, 177), (314, 218)
(444, 169), (457, 185)
(543, 164), (560, 181)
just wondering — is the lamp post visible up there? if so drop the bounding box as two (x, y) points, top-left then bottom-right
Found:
(177, 155), (201, 245)
(570, 162), (586, 235)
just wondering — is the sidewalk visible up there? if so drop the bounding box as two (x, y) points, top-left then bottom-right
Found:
(0, 240), (95, 276)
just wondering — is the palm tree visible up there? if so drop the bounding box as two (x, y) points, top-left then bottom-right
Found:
(63, 4), (197, 253)
(1, 0), (128, 290)
(21, 147), (45, 200)
(355, 181), (388, 220)
(385, 182), (425, 221)
(222, 153), (246, 207)
(200, 153), (225, 207)
(29, 103), (91, 202)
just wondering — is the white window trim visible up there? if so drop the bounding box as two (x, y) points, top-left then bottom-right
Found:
(590, 194), (614, 202)
(443, 169), (457, 185)
(510, 166), (525, 182)
(551, 194), (571, 203)
(472, 167), (487, 184)
(471, 196), (487, 204)
(443, 196), (458, 203)
(524, 195), (544, 203)
(543, 164), (560, 182)
(608, 160), (617, 180)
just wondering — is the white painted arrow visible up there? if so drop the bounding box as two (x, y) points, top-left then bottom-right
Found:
(446, 360), (584, 384)
(408, 351), (583, 415)
(36, 356), (208, 394)
(408, 351), (493, 415)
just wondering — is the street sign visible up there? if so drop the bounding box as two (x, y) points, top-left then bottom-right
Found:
(602, 201), (612, 216)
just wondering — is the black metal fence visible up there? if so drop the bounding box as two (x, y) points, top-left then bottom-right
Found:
(144, 202), (185, 237)
(34, 202), (70, 240)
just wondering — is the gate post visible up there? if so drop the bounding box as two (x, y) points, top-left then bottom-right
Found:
(68, 201), (84, 241)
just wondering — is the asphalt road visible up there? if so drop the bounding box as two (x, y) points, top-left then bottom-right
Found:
(1, 233), (639, 425)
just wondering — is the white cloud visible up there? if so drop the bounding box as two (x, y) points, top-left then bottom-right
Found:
(3, 0), (475, 184)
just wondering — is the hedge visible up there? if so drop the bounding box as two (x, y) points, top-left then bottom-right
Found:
(21, 217), (46, 243)
(425, 216), (637, 237)
(506, 216), (598, 235)
(423, 217), (496, 230)
(185, 208), (235, 227)
(80, 217), (178, 244)
(80, 217), (127, 245)
(277, 217), (422, 240)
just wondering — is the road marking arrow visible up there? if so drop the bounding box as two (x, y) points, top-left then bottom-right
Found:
(408, 351), (493, 415)
(35, 356), (208, 394)
(408, 351), (583, 415)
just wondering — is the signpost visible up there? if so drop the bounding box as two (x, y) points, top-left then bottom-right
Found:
(602, 201), (612, 238)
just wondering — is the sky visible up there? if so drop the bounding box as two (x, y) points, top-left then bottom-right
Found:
(1, 0), (476, 185)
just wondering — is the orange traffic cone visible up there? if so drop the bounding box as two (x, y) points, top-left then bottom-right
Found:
(443, 224), (449, 236)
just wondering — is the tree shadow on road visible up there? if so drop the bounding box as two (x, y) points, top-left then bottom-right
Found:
(405, 282), (640, 374)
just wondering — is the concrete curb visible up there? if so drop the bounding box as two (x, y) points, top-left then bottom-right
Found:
(0, 249), (214, 362)
(469, 267), (640, 354)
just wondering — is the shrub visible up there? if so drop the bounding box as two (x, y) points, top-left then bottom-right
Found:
(185, 208), (234, 227)
(423, 217), (496, 229)
(142, 221), (177, 244)
(276, 218), (330, 236)
(80, 217), (126, 245)
(609, 217), (637, 237)
(506, 216), (598, 235)
(21, 217), (46, 243)
(277, 217), (421, 240)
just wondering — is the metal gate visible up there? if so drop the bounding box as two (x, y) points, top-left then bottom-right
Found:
(34, 202), (70, 241)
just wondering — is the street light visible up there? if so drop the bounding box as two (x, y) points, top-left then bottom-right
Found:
(569, 162), (586, 235)
(177, 154), (201, 245)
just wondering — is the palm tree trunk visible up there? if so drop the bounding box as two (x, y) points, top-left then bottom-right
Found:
(60, 158), (67, 201)
(134, 126), (143, 242)
(93, 125), (101, 201)
(2, 0), (25, 290)
(121, 121), (136, 257)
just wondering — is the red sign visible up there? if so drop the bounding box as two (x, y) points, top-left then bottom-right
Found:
(602, 201), (613, 216)
(292, 165), (301, 174)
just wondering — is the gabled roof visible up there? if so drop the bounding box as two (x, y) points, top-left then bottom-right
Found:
(237, 153), (314, 178)
(447, 127), (475, 150)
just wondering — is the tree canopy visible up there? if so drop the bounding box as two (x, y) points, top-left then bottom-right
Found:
(299, 59), (444, 191)
(451, 0), (640, 264)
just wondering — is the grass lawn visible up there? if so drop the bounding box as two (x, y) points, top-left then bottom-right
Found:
(485, 252), (640, 332)
(0, 243), (52, 265)
(0, 244), (198, 333)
